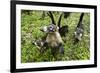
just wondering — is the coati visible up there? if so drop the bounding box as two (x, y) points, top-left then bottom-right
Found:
(74, 13), (84, 44)
(41, 24), (64, 55)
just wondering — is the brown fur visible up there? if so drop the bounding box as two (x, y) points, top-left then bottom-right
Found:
(46, 31), (63, 47)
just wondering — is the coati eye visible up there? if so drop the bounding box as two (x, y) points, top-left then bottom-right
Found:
(49, 27), (53, 30)
(48, 25), (54, 30)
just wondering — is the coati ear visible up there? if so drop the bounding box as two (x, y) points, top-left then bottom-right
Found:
(56, 25), (59, 31)
(57, 26), (59, 30)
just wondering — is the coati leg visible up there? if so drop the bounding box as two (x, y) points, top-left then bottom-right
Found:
(50, 43), (64, 60)
(39, 41), (48, 53)
(59, 44), (64, 54)
(73, 38), (79, 44)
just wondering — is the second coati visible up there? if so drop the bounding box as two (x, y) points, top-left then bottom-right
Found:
(74, 13), (84, 44)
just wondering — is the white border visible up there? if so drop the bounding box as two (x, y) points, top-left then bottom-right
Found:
(16, 4), (94, 69)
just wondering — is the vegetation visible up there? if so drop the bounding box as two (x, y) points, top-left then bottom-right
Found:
(21, 10), (90, 63)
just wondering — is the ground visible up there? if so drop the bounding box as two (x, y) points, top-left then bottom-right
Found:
(21, 10), (90, 63)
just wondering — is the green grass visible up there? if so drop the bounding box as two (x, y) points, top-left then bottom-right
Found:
(21, 10), (90, 63)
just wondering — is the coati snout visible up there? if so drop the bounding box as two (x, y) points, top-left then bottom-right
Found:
(47, 24), (58, 32)
(74, 28), (83, 41)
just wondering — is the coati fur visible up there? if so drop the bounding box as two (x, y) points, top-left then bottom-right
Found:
(44, 24), (64, 59)
(74, 13), (84, 44)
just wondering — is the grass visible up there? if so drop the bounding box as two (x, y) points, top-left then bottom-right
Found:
(21, 10), (90, 63)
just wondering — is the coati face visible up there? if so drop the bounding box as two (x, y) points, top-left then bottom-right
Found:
(47, 24), (57, 33)
(40, 24), (59, 33)
(74, 28), (83, 40)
